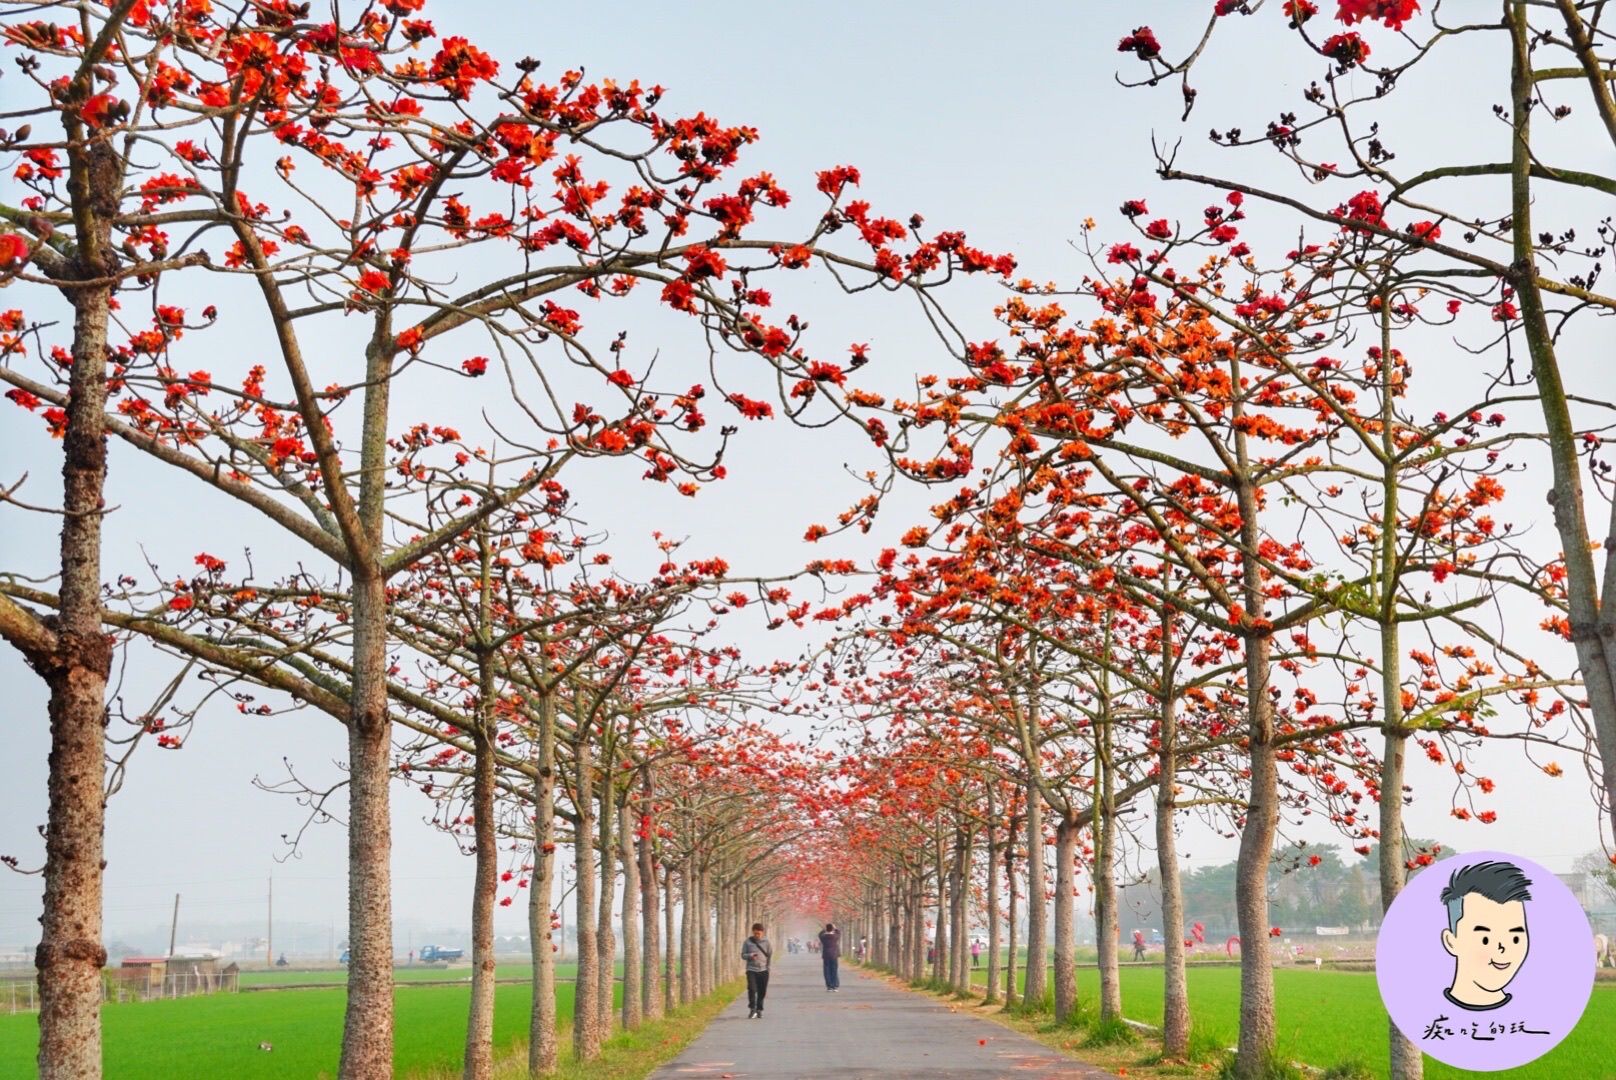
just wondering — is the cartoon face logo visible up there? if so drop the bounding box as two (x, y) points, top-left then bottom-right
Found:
(1438, 860), (1532, 1011)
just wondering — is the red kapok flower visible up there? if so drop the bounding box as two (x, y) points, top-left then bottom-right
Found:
(1284, 0), (1320, 24)
(0, 232), (30, 267)
(1117, 26), (1162, 60)
(1322, 32), (1371, 68)
(1336, 0), (1419, 31)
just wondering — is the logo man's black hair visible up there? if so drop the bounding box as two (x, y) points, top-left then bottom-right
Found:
(1438, 860), (1532, 934)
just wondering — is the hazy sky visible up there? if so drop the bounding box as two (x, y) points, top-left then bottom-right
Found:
(1, 2), (1609, 952)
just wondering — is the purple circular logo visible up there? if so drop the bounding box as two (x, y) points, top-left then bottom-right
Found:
(1375, 850), (1595, 1071)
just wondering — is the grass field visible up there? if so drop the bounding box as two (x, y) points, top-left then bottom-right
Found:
(966, 963), (1614, 1079)
(0, 981), (624, 1079)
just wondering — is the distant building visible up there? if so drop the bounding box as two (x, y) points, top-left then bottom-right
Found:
(112, 953), (236, 1000)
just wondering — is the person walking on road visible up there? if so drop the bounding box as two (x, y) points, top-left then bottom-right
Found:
(971, 939), (982, 968)
(743, 922), (772, 1019)
(819, 922), (841, 991)
(1132, 929), (1147, 961)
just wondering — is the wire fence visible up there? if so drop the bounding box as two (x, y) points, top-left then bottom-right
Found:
(2, 969), (239, 1014)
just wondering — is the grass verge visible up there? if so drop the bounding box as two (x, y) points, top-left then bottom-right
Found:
(409, 979), (742, 1080)
(871, 961), (1615, 1079)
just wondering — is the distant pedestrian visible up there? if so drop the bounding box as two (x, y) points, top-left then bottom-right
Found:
(971, 939), (982, 968)
(742, 922), (772, 1019)
(1132, 929), (1146, 961)
(819, 922), (841, 991)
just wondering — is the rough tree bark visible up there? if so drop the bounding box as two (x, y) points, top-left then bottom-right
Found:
(933, 830), (947, 984)
(1509, 0), (1616, 852)
(678, 859), (693, 1005)
(619, 793), (641, 1030)
(462, 666), (498, 1080)
(1052, 816), (1077, 1022)
(32, 141), (121, 1080)
(526, 693), (559, 1077)
(1094, 710), (1121, 1024)
(1006, 818), (1019, 1005)
(1021, 781), (1047, 1010)
(1157, 690), (1190, 1059)
(1232, 467), (1279, 1076)
(571, 730), (602, 1061)
(594, 753), (616, 1039)
(638, 774), (662, 1020)
(985, 786), (1002, 1004)
(341, 566), (395, 1080)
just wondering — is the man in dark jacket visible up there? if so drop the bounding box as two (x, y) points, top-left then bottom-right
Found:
(742, 922), (772, 1018)
(818, 922), (841, 991)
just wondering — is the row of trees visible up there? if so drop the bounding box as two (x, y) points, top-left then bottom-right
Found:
(0, 2), (1012, 1078)
(783, 8), (1615, 1080)
(2, 4), (1612, 1080)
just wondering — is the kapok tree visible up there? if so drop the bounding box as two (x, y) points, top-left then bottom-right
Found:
(0, 3), (1013, 1075)
(1090, 211), (1586, 1078)
(1115, 0), (1616, 856)
(879, 211), (1379, 1072)
(0, 6), (221, 1074)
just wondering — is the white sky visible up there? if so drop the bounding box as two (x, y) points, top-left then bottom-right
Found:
(0, 1), (1609, 952)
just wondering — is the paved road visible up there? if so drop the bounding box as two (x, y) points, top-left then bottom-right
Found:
(651, 956), (1118, 1079)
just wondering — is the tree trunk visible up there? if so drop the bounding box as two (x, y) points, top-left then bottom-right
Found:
(595, 773), (615, 1038)
(462, 721), (497, 1080)
(619, 797), (641, 1031)
(1052, 815), (1077, 1022)
(678, 859), (693, 1005)
(985, 793), (1002, 1004)
(1157, 693), (1190, 1060)
(34, 255), (116, 1080)
(662, 862), (675, 1014)
(955, 828), (973, 990)
(1233, 631), (1279, 1076)
(892, 882), (903, 975)
(526, 694), (559, 1077)
(1372, 299), (1422, 1080)
(933, 832), (947, 984)
(909, 874), (925, 980)
(696, 865), (712, 996)
(712, 878), (726, 991)
(639, 786), (662, 1020)
(943, 834), (956, 989)
(571, 734), (602, 1062)
(1095, 758), (1121, 1024)
(1508, 1), (1616, 851)
(339, 570), (395, 1080)
(1021, 782), (1046, 1010)
(1230, 416), (1279, 1077)
(1095, 702), (1121, 1024)
(1006, 823), (1019, 1005)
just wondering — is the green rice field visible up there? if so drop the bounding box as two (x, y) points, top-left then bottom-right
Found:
(0, 980), (622, 1079)
(969, 963), (1614, 1079)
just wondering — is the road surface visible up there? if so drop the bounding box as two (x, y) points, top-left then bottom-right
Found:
(651, 955), (1119, 1079)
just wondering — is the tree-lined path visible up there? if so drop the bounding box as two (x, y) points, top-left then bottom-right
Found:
(4, 2), (1614, 1079)
(650, 958), (1116, 1079)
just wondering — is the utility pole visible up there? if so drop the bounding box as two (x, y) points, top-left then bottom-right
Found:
(266, 877), (273, 968)
(168, 893), (180, 958)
